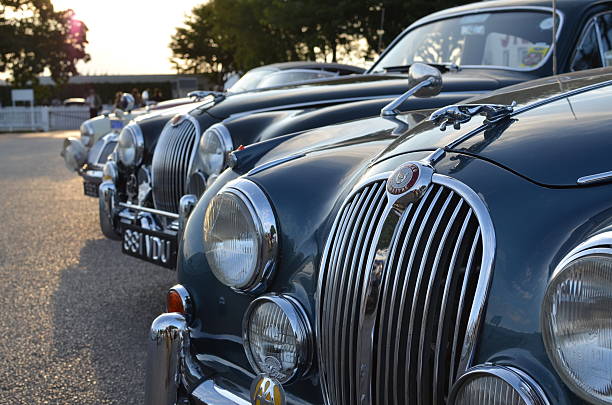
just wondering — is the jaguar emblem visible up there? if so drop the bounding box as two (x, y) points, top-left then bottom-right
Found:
(387, 163), (420, 195)
(250, 375), (286, 405)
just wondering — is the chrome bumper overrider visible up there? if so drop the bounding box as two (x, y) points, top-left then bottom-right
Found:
(145, 313), (250, 405)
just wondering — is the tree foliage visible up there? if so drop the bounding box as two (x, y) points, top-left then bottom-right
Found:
(172, 0), (474, 85)
(0, 0), (89, 87)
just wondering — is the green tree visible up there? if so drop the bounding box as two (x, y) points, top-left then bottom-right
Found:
(171, 0), (476, 85)
(0, 0), (89, 87)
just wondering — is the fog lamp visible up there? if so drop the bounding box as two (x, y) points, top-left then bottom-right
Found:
(449, 365), (548, 405)
(243, 295), (312, 384)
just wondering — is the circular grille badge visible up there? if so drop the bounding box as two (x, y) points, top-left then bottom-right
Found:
(387, 163), (420, 195)
(250, 375), (286, 405)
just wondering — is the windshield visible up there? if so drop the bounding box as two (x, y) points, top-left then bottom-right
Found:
(372, 11), (559, 72)
(228, 68), (276, 93)
(256, 69), (338, 89)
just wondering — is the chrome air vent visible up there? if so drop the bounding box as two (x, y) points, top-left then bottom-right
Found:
(317, 171), (495, 405)
(151, 117), (199, 213)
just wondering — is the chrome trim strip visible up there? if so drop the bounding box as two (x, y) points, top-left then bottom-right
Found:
(247, 154), (305, 176)
(577, 170), (612, 185)
(118, 202), (180, 220)
(369, 6), (564, 74)
(448, 364), (550, 405)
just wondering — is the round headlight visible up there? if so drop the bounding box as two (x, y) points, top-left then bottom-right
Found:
(199, 124), (233, 178)
(203, 179), (277, 291)
(243, 295), (313, 383)
(117, 124), (143, 167)
(542, 251), (612, 404)
(61, 138), (87, 171)
(80, 122), (95, 146)
(449, 365), (549, 405)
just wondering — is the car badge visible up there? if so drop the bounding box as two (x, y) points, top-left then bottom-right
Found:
(386, 161), (434, 207)
(387, 163), (420, 195)
(170, 114), (184, 126)
(250, 375), (286, 405)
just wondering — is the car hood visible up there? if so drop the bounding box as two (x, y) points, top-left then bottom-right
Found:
(197, 69), (535, 119)
(372, 68), (612, 187)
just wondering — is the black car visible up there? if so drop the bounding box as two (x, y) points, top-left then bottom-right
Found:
(146, 67), (612, 405)
(103, 0), (612, 269)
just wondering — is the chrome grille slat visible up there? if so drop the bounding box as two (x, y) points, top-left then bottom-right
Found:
(449, 227), (482, 385)
(318, 173), (494, 405)
(376, 186), (435, 405)
(337, 183), (382, 405)
(151, 118), (198, 213)
(432, 207), (470, 405)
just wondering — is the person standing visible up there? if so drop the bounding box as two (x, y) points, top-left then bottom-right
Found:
(86, 88), (102, 118)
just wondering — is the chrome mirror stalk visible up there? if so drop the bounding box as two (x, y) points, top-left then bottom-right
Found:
(380, 63), (443, 121)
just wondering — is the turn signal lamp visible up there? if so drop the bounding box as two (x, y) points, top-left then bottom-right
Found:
(166, 285), (191, 317)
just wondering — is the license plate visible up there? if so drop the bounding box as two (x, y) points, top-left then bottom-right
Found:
(83, 181), (99, 197)
(121, 224), (177, 268)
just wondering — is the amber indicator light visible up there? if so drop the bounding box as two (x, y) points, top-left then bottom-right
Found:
(166, 290), (184, 313)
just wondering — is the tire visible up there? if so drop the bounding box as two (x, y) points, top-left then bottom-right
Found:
(99, 196), (121, 240)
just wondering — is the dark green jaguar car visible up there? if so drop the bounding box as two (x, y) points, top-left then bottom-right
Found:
(145, 67), (612, 405)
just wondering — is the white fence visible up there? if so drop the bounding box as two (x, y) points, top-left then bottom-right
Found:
(0, 106), (90, 132)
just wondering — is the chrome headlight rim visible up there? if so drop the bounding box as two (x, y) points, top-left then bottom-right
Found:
(541, 239), (612, 405)
(204, 179), (278, 292)
(199, 123), (234, 178)
(117, 123), (144, 168)
(449, 365), (550, 405)
(242, 294), (314, 384)
(80, 122), (95, 146)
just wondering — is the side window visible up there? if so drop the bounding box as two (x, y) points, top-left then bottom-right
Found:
(571, 22), (603, 71)
(597, 13), (612, 66)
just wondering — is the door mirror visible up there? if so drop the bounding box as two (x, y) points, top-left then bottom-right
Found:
(381, 63), (444, 118)
(408, 63), (443, 97)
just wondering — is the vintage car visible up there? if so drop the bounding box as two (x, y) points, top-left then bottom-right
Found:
(103, 0), (609, 268)
(226, 61), (365, 93)
(62, 62), (363, 192)
(144, 65), (612, 405)
(61, 93), (207, 197)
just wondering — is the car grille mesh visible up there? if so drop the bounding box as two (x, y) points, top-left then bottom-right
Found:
(152, 119), (198, 213)
(318, 176), (490, 405)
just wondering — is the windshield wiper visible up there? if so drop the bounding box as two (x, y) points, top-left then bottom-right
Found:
(383, 63), (460, 73)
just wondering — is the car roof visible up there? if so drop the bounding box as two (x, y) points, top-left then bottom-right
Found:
(421, 0), (601, 24)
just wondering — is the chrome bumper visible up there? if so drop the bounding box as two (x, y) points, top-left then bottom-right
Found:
(144, 313), (250, 405)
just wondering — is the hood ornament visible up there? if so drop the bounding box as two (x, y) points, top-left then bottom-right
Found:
(187, 90), (225, 103)
(429, 101), (516, 131)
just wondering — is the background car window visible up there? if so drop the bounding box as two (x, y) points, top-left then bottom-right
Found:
(598, 14), (612, 66)
(571, 22), (602, 71)
(371, 11), (555, 71)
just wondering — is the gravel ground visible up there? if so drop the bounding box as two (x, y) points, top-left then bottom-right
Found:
(0, 131), (176, 404)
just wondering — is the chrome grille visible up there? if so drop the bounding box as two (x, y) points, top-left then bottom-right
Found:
(98, 141), (116, 164)
(318, 173), (494, 405)
(152, 118), (198, 213)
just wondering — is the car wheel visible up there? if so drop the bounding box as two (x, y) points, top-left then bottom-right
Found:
(98, 196), (121, 240)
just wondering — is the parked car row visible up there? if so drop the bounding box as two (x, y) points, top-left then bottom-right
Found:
(62, 1), (612, 404)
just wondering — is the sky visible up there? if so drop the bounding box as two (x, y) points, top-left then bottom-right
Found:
(51, 0), (204, 75)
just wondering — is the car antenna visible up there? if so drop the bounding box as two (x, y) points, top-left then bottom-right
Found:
(552, 0), (558, 75)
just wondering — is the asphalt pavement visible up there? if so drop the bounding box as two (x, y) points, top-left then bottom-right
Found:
(0, 131), (175, 404)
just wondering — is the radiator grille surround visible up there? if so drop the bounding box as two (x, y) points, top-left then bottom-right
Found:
(317, 170), (495, 405)
(151, 117), (200, 213)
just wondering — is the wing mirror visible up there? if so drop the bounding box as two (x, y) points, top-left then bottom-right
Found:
(381, 63), (443, 117)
